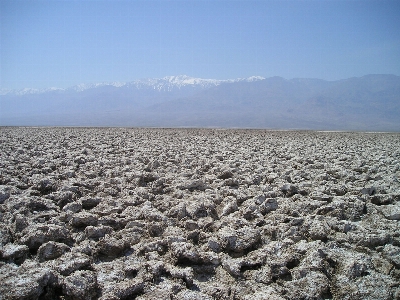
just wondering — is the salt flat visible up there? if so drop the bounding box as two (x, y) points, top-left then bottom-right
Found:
(1, 127), (399, 299)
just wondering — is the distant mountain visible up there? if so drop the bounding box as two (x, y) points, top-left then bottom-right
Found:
(0, 75), (265, 95)
(1, 74), (399, 131)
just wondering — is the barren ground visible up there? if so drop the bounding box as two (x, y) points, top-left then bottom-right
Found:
(0, 127), (399, 299)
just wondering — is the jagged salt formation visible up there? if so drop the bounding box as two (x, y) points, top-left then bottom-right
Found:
(0, 128), (399, 299)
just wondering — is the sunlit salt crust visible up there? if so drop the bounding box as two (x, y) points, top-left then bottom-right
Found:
(1, 127), (399, 299)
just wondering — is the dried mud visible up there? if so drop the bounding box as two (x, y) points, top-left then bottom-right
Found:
(1, 127), (399, 300)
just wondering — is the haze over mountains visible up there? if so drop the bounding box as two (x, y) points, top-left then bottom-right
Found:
(1, 74), (399, 131)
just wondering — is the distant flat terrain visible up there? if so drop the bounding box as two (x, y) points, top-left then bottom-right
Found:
(1, 127), (400, 299)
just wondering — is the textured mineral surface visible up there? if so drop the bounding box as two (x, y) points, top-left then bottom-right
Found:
(0, 127), (399, 299)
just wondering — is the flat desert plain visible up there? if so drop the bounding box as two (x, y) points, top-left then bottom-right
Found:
(1, 127), (399, 300)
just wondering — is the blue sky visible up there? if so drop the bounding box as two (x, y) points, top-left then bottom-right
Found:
(1, 0), (400, 89)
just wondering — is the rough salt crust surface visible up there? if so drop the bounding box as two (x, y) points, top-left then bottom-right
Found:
(0, 127), (399, 299)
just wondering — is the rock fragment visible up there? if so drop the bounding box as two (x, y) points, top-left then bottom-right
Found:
(37, 241), (70, 262)
(20, 224), (71, 251)
(62, 270), (98, 299)
(0, 243), (29, 264)
(81, 197), (101, 209)
(70, 211), (98, 227)
(380, 204), (400, 220)
(0, 185), (11, 204)
(382, 244), (400, 268)
(49, 251), (92, 276)
(0, 261), (57, 299)
(97, 236), (128, 258)
(218, 226), (261, 254)
(85, 225), (113, 239)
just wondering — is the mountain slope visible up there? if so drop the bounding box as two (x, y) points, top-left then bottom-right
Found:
(1, 75), (399, 131)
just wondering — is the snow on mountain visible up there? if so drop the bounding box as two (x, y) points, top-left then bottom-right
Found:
(1, 74), (399, 131)
(0, 87), (65, 96)
(245, 76), (266, 82)
(68, 81), (127, 92)
(1, 75), (265, 95)
(121, 75), (265, 92)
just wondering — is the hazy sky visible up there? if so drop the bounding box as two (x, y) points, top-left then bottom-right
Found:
(1, 0), (400, 89)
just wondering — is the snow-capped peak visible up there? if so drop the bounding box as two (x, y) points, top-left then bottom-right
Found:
(0, 87), (65, 95)
(70, 81), (127, 92)
(246, 76), (266, 82)
(1, 75), (265, 95)
(158, 75), (265, 87)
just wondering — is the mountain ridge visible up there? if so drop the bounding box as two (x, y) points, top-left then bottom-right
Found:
(0, 75), (266, 95)
(1, 74), (399, 131)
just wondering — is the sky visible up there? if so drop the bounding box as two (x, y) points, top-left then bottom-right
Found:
(1, 0), (400, 90)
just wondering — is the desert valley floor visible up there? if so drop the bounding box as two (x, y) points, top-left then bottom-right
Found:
(0, 127), (399, 299)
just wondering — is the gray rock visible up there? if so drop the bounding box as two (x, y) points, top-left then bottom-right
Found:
(370, 194), (394, 205)
(167, 203), (187, 219)
(175, 289), (213, 300)
(243, 287), (285, 300)
(20, 224), (71, 250)
(280, 184), (298, 197)
(307, 217), (331, 241)
(220, 198), (238, 217)
(0, 227), (12, 247)
(347, 231), (390, 248)
(147, 222), (164, 237)
(253, 265), (273, 284)
(170, 241), (201, 263)
(49, 251), (92, 276)
(185, 220), (199, 231)
(97, 236), (127, 257)
(0, 262), (56, 299)
(259, 198), (278, 214)
(81, 197), (101, 209)
(382, 244), (400, 268)
(222, 257), (242, 277)
(70, 211), (98, 227)
(217, 170), (234, 180)
(185, 200), (214, 219)
(37, 241), (70, 262)
(100, 278), (145, 300)
(62, 201), (82, 213)
(0, 185), (11, 204)
(116, 228), (142, 245)
(361, 186), (377, 196)
(14, 214), (29, 232)
(207, 238), (222, 252)
(218, 226), (261, 253)
(285, 271), (330, 299)
(240, 199), (262, 220)
(332, 273), (397, 300)
(166, 264), (194, 287)
(380, 204), (400, 220)
(62, 270), (98, 299)
(179, 180), (208, 191)
(0, 243), (29, 264)
(33, 178), (56, 195)
(85, 225), (113, 239)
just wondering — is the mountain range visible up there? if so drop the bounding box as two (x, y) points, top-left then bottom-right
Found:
(1, 74), (399, 131)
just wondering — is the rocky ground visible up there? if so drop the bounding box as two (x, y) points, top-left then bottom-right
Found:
(0, 127), (399, 300)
